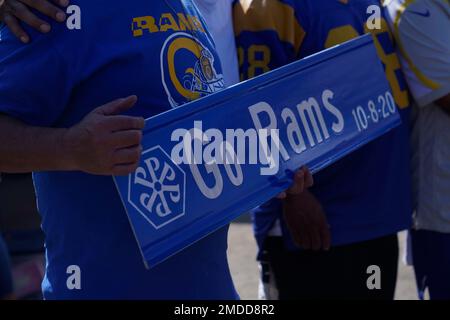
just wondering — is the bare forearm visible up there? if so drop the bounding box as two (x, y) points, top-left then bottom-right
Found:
(0, 96), (144, 175)
(0, 114), (75, 173)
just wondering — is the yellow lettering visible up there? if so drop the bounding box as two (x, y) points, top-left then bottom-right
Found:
(159, 13), (180, 32)
(177, 13), (193, 31)
(248, 45), (271, 79)
(132, 16), (159, 37)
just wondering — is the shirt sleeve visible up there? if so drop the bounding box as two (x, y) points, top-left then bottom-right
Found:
(394, 0), (450, 107)
(0, 22), (75, 127)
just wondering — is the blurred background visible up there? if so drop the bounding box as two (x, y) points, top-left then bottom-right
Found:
(0, 173), (45, 300)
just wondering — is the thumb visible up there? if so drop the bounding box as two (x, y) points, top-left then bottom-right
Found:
(286, 169), (305, 195)
(97, 95), (138, 116)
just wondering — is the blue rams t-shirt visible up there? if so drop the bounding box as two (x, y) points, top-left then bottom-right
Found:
(234, 0), (412, 252)
(0, 0), (237, 299)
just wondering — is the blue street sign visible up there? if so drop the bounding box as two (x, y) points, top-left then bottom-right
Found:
(114, 34), (401, 267)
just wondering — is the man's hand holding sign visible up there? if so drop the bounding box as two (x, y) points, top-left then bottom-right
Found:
(114, 35), (401, 267)
(277, 167), (313, 200)
(0, 0), (405, 300)
(284, 190), (330, 251)
(0, 96), (144, 175)
(0, 5), (397, 267)
(64, 96), (145, 176)
(0, 14), (313, 267)
(0, 0), (395, 266)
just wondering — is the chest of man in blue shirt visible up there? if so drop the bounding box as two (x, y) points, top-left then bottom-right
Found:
(0, 0), (237, 299)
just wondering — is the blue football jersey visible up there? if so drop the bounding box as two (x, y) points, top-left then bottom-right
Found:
(0, 0), (237, 299)
(233, 0), (412, 252)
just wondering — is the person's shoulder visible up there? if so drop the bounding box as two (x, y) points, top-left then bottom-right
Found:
(399, 0), (449, 23)
(0, 1), (99, 68)
(397, 0), (449, 48)
(0, 15), (76, 55)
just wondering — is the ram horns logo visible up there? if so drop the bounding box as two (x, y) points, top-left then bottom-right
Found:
(161, 32), (225, 108)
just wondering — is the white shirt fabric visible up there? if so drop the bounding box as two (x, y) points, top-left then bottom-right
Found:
(385, 0), (450, 233)
(194, 0), (240, 88)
